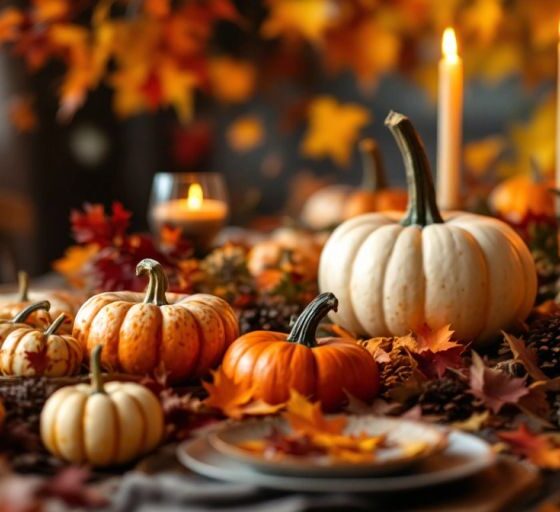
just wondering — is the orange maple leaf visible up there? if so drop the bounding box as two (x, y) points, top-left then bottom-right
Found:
(301, 96), (370, 166)
(227, 115), (265, 152)
(499, 423), (560, 469)
(283, 390), (347, 437)
(399, 324), (460, 354)
(203, 367), (255, 419)
(0, 8), (23, 43)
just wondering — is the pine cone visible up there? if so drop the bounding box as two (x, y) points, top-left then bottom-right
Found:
(379, 350), (414, 395)
(417, 377), (481, 422)
(238, 300), (303, 334)
(526, 315), (560, 378)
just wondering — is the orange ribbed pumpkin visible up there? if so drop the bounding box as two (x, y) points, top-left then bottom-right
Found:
(73, 258), (239, 382)
(489, 161), (555, 223)
(222, 292), (379, 411)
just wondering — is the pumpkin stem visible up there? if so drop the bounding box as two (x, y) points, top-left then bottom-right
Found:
(360, 139), (387, 191)
(90, 345), (105, 394)
(11, 300), (50, 324)
(385, 111), (444, 227)
(17, 271), (29, 302)
(286, 293), (338, 348)
(136, 258), (169, 306)
(44, 313), (67, 336)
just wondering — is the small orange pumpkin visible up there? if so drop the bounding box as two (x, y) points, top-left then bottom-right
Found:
(73, 258), (239, 381)
(489, 159), (555, 223)
(343, 139), (408, 220)
(222, 292), (380, 411)
(0, 272), (83, 332)
(0, 301), (51, 343)
(0, 313), (83, 377)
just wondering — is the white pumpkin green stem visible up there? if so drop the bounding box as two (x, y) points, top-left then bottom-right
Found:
(44, 313), (67, 336)
(11, 300), (50, 324)
(137, 258), (169, 306)
(286, 292), (338, 348)
(90, 345), (105, 394)
(17, 271), (29, 301)
(359, 139), (387, 191)
(385, 111), (443, 227)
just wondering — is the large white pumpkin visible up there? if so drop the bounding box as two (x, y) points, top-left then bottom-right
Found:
(40, 346), (164, 467)
(319, 112), (537, 345)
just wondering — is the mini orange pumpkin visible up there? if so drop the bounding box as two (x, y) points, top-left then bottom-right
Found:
(222, 292), (379, 411)
(0, 272), (84, 332)
(0, 301), (51, 343)
(489, 159), (555, 223)
(0, 313), (83, 377)
(343, 139), (408, 220)
(73, 258), (239, 381)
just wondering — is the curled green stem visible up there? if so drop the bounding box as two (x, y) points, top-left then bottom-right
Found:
(136, 258), (169, 306)
(287, 293), (338, 348)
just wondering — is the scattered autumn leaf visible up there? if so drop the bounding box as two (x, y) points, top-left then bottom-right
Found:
(452, 410), (490, 432)
(502, 331), (548, 381)
(203, 367), (255, 419)
(284, 390), (347, 437)
(360, 338), (392, 364)
(227, 115), (265, 152)
(499, 423), (560, 469)
(396, 324), (465, 378)
(53, 244), (98, 288)
(301, 96), (370, 167)
(469, 352), (528, 413)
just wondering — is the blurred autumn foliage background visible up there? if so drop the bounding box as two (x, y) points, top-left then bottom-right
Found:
(0, 0), (559, 278)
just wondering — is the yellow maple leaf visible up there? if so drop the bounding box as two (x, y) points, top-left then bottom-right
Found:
(227, 115), (265, 152)
(301, 96), (370, 166)
(209, 57), (256, 104)
(463, 135), (506, 178)
(158, 59), (198, 124)
(262, 0), (336, 43)
(53, 243), (98, 288)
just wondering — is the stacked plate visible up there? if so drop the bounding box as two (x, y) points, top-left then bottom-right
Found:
(177, 415), (496, 493)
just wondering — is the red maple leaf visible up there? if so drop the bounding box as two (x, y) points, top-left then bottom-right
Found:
(469, 352), (528, 413)
(70, 202), (131, 246)
(498, 424), (560, 469)
(25, 345), (50, 375)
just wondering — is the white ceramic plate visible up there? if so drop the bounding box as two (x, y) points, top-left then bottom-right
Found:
(209, 416), (448, 476)
(177, 429), (496, 493)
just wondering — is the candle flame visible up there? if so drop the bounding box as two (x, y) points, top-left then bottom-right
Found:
(186, 183), (203, 209)
(442, 28), (458, 61)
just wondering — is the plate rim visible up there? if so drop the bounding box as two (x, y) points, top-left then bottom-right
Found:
(177, 430), (497, 493)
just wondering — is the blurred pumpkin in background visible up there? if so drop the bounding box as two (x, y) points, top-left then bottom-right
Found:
(343, 139), (407, 219)
(489, 158), (555, 223)
(248, 226), (323, 281)
(301, 139), (407, 230)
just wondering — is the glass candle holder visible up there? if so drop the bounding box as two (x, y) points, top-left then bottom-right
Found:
(149, 172), (229, 252)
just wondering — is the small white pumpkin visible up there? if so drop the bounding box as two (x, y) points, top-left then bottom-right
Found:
(0, 313), (83, 376)
(41, 345), (164, 467)
(319, 112), (537, 345)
